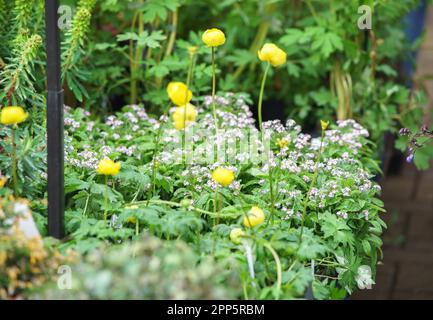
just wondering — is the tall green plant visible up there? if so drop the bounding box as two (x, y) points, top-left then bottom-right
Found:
(61, 1), (96, 103)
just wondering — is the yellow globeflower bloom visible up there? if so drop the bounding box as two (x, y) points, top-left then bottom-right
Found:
(0, 106), (28, 125)
(211, 167), (235, 187)
(174, 118), (186, 130)
(172, 103), (197, 122)
(167, 82), (192, 106)
(172, 103), (197, 130)
(202, 28), (226, 47)
(243, 206), (265, 228)
(230, 228), (245, 244)
(257, 43), (287, 67)
(97, 158), (121, 176)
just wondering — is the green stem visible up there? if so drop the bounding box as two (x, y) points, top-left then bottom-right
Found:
(83, 193), (90, 217)
(214, 187), (220, 225)
(10, 127), (18, 196)
(130, 1), (144, 104)
(164, 9), (178, 60)
(264, 243), (282, 299)
(182, 53), (195, 166)
(149, 103), (171, 200)
(211, 47), (219, 134)
(305, 0), (320, 25)
(266, 167), (276, 226)
(298, 129), (326, 246)
(258, 62), (270, 137)
(104, 175), (108, 221)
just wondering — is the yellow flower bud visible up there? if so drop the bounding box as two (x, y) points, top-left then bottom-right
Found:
(230, 228), (244, 244)
(167, 82), (192, 106)
(0, 176), (7, 188)
(172, 103), (197, 130)
(202, 28), (226, 47)
(320, 120), (329, 131)
(257, 43), (287, 67)
(96, 158), (121, 176)
(188, 46), (199, 56)
(211, 167), (235, 187)
(243, 206), (265, 228)
(0, 106), (28, 125)
(127, 216), (137, 224)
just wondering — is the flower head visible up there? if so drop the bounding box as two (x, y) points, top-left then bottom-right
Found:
(230, 228), (244, 244)
(0, 106), (28, 125)
(97, 158), (121, 176)
(320, 120), (329, 131)
(167, 82), (192, 106)
(172, 103), (197, 130)
(202, 28), (226, 47)
(258, 43), (287, 67)
(243, 206), (265, 228)
(188, 46), (199, 56)
(211, 167), (235, 187)
(276, 138), (289, 149)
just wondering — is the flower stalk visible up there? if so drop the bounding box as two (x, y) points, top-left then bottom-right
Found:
(103, 175), (108, 221)
(258, 62), (270, 136)
(211, 47), (219, 134)
(10, 127), (18, 196)
(298, 124), (327, 246)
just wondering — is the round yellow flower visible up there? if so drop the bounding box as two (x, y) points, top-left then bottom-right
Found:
(167, 82), (192, 106)
(0, 106), (28, 125)
(96, 158), (121, 176)
(172, 103), (197, 122)
(257, 43), (287, 67)
(174, 118), (186, 130)
(230, 228), (244, 244)
(211, 167), (235, 187)
(202, 28), (226, 47)
(243, 206), (265, 228)
(172, 103), (197, 130)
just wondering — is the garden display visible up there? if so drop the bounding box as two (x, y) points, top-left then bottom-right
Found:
(0, 0), (429, 300)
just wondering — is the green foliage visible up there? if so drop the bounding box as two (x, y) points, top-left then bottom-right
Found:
(34, 233), (240, 299)
(0, 33), (43, 106)
(61, 4), (94, 102)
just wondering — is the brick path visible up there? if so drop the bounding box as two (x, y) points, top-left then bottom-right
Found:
(352, 6), (433, 300)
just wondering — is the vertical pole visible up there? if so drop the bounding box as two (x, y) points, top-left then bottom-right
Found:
(45, 0), (64, 238)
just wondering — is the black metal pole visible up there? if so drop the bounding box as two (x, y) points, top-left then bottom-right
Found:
(45, 0), (65, 238)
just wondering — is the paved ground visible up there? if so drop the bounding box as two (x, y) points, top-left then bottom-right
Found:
(352, 5), (433, 300)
